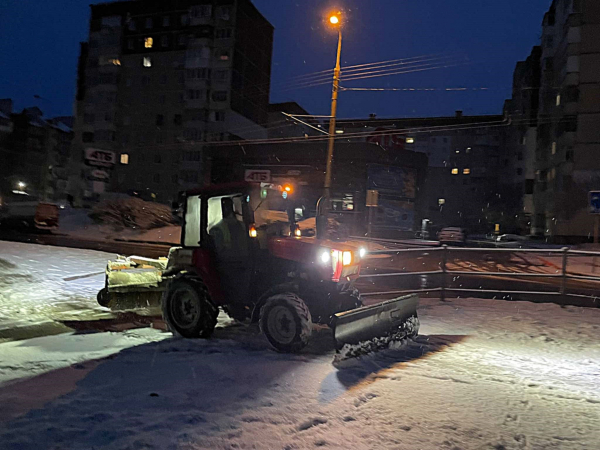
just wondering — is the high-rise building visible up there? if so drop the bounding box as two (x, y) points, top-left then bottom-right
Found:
(73, 0), (273, 204)
(502, 46), (542, 234)
(533, 0), (600, 240)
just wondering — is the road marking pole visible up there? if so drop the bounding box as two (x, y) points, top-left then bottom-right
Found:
(441, 245), (448, 302)
(561, 247), (569, 298)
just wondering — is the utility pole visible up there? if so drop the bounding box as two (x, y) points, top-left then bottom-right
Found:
(324, 19), (342, 203)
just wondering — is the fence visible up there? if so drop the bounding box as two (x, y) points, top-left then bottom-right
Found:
(359, 245), (600, 305)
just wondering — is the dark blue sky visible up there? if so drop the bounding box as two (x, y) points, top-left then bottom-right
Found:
(0, 0), (551, 119)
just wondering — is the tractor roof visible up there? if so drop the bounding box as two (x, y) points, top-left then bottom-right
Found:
(185, 182), (251, 198)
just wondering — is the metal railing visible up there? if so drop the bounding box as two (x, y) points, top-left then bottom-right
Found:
(359, 245), (600, 305)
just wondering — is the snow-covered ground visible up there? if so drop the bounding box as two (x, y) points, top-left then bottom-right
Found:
(1, 296), (599, 449)
(0, 241), (114, 333)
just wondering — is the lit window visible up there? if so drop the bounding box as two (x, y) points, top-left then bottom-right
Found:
(109, 58), (121, 66)
(145, 37), (153, 48)
(463, 168), (471, 175)
(556, 94), (561, 106)
(335, 130), (344, 134)
(438, 198), (446, 206)
(552, 142), (557, 155)
(120, 154), (129, 165)
(143, 57), (152, 67)
(466, 147), (471, 153)
(405, 137), (415, 144)
(451, 168), (459, 175)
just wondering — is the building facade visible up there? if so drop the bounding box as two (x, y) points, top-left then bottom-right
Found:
(73, 0), (273, 204)
(0, 101), (73, 202)
(533, 0), (600, 240)
(334, 113), (506, 234)
(502, 47), (542, 234)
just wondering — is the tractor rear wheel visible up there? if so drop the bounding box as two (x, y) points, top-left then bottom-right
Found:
(260, 293), (312, 353)
(162, 277), (218, 339)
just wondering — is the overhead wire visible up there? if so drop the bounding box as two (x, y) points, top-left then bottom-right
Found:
(128, 115), (560, 152)
(274, 58), (468, 93)
(259, 52), (458, 90)
(341, 86), (491, 92)
(248, 54), (467, 96)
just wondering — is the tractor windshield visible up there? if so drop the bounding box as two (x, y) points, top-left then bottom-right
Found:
(250, 184), (308, 233)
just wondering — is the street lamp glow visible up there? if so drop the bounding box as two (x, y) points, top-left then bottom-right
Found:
(329, 15), (339, 25)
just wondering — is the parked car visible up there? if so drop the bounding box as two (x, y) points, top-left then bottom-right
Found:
(437, 227), (465, 245)
(0, 191), (59, 230)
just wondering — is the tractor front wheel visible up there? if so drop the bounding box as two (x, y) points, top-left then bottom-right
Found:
(162, 278), (218, 339)
(260, 293), (312, 353)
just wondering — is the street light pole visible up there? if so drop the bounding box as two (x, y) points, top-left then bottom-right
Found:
(324, 19), (342, 202)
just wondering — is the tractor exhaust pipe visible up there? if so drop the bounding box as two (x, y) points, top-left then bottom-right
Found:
(316, 196), (328, 240)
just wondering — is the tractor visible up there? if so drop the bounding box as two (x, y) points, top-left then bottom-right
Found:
(98, 182), (419, 352)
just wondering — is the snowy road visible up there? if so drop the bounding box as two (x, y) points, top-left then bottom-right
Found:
(1, 296), (599, 449)
(0, 241), (115, 336)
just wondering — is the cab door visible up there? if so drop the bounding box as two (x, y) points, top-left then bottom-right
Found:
(205, 193), (253, 316)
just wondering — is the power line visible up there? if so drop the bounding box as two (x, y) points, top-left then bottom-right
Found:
(124, 115), (561, 152)
(260, 53), (459, 89)
(341, 86), (491, 92)
(252, 54), (466, 96)
(274, 59), (467, 93)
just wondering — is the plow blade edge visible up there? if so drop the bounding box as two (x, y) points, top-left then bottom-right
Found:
(333, 294), (419, 348)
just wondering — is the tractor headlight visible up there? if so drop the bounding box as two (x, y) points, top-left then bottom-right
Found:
(295, 228), (302, 237)
(320, 250), (331, 264)
(359, 248), (367, 258)
(342, 251), (352, 266)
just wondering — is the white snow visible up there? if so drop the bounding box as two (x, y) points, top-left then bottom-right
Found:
(0, 295), (599, 449)
(0, 241), (114, 332)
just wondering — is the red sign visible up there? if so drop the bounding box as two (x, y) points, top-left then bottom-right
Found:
(244, 170), (271, 183)
(366, 128), (405, 151)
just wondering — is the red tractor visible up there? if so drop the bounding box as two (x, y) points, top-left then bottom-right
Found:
(98, 182), (419, 352)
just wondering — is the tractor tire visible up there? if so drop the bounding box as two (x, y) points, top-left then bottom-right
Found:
(162, 277), (218, 339)
(97, 288), (110, 307)
(259, 293), (312, 353)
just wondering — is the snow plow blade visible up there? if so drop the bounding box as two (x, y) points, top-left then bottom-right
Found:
(333, 294), (419, 350)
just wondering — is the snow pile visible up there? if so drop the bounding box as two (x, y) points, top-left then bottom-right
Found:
(90, 198), (175, 230)
(58, 207), (181, 244)
(1, 296), (599, 449)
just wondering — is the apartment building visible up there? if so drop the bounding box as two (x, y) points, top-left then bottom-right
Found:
(73, 0), (273, 203)
(533, 0), (600, 240)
